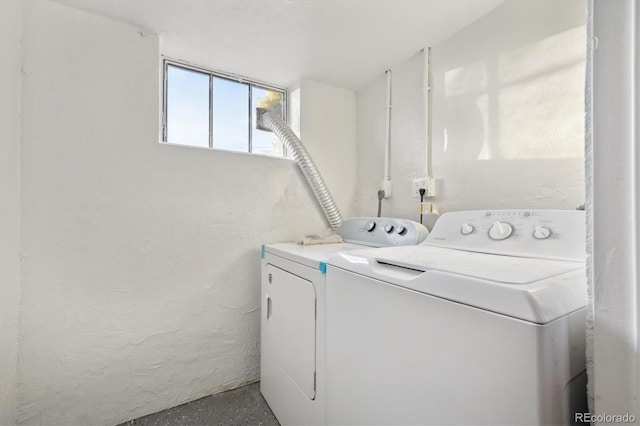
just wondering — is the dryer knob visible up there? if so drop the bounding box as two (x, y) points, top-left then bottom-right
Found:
(533, 226), (551, 240)
(396, 225), (407, 235)
(366, 221), (376, 232)
(461, 223), (474, 235)
(489, 221), (513, 240)
(384, 224), (394, 233)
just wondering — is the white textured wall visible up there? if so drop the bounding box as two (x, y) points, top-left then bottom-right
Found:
(18, 2), (356, 425)
(356, 54), (426, 219)
(590, 0), (640, 420)
(298, 79), (358, 223)
(0, 1), (22, 424)
(356, 0), (586, 217)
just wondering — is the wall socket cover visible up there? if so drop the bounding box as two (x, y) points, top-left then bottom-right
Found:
(380, 179), (392, 199)
(412, 177), (435, 198)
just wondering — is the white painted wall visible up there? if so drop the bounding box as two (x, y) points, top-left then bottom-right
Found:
(589, 0), (640, 420)
(355, 72), (387, 217)
(18, 2), (356, 425)
(0, 1), (22, 424)
(356, 0), (586, 218)
(357, 53), (427, 219)
(298, 79), (358, 221)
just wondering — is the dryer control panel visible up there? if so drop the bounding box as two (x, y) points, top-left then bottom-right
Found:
(425, 210), (585, 262)
(337, 217), (429, 247)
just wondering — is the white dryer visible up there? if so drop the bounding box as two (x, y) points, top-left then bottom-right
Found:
(325, 210), (587, 426)
(260, 217), (428, 426)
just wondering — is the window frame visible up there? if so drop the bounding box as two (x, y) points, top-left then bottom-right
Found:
(161, 58), (288, 155)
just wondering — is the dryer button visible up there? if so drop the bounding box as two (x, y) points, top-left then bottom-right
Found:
(461, 224), (474, 235)
(533, 226), (551, 239)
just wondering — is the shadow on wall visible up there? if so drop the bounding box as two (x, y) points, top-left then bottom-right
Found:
(440, 25), (586, 163)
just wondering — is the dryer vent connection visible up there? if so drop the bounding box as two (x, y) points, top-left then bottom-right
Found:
(257, 108), (343, 231)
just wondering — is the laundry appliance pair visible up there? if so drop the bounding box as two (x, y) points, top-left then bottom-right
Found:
(261, 209), (587, 426)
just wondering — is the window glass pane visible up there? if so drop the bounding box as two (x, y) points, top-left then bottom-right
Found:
(166, 65), (209, 148)
(212, 77), (249, 152)
(252, 87), (285, 156)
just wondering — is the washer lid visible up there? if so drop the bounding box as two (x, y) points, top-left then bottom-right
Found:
(327, 246), (586, 324)
(361, 245), (582, 284)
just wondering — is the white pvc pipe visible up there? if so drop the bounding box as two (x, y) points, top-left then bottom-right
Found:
(424, 47), (432, 177)
(384, 70), (392, 181)
(589, 0), (640, 417)
(584, 0), (594, 412)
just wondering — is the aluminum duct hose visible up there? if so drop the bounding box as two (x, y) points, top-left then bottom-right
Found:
(258, 109), (343, 231)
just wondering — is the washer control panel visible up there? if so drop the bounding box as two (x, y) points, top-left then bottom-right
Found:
(337, 217), (429, 247)
(426, 210), (585, 261)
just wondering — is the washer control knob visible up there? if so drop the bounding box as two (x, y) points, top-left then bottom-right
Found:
(461, 223), (474, 235)
(366, 221), (376, 232)
(396, 225), (407, 235)
(384, 224), (394, 234)
(489, 221), (513, 240)
(533, 226), (551, 240)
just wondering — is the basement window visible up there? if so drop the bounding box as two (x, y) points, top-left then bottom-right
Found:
(162, 59), (287, 156)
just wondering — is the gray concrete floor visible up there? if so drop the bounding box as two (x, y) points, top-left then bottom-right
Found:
(118, 382), (279, 426)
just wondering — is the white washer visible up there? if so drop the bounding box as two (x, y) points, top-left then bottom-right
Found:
(260, 217), (428, 426)
(326, 210), (587, 426)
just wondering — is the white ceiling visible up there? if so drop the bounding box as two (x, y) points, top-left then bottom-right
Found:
(53, 0), (503, 91)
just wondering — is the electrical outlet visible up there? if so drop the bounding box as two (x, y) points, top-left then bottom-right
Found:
(412, 177), (435, 198)
(380, 179), (392, 199)
(412, 177), (429, 198)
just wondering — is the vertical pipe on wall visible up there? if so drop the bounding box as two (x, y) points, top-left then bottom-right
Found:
(424, 47), (432, 177)
(591, 0), (640, 418)
(384, 70), (392, 182)
(635, 6), (640, 410)
(584, 0), (594, 413)
(633, 4), (639, 417)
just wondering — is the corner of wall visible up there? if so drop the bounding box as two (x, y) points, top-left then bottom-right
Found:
(0, 1), (23, 425)
(297, 78), (358, 221)
(591, 0), (640, 418)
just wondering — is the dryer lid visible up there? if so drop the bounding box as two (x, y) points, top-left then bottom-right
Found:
(264, 242), (367, 270)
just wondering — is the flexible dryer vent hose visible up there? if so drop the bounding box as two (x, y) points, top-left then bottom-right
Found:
(258, 109), (343, 231)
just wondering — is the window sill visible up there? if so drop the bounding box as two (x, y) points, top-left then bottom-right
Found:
(158, 140), (291, 161)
